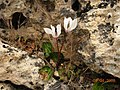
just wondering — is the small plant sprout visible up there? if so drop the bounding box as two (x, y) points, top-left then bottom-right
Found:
(64, 17), (77, 32)
(44, 24), (61, 38)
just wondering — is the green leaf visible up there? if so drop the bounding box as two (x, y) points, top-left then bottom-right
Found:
(42, 42), (53, 58)
(39, 66), (53, 81)
(92, 82), (104, 90)
(50, 52), (64, 62)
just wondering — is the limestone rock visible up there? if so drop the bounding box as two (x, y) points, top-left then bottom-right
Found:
(0, 40), (45, 89)
(78, 0), (120, 78)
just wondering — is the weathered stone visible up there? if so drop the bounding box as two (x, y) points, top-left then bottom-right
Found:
(78, 1), (120, 78)
(0, 40), (45, 89)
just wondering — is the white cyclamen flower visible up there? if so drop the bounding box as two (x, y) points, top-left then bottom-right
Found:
(44, 24), (61, 38)
(64, 17), (77, 32)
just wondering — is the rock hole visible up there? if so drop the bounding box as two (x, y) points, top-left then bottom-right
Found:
(5, 0), (9, 3)
(116, 26), (118, 28)
(9, 59), (13, 62)
(72, 0), (81, 11)
(2, 45), (8, 48)
(108, 14), (111, 18)
(1, 86), (4, 89)
(12, 12), (27, 30)
(2, 30), (6, 33)
(98, 2), (108, 8)
(64, 0), (68, 2)
(0, 3), (6, 10)
(110, 0), (117, 8)
(29, 82), (34, 85)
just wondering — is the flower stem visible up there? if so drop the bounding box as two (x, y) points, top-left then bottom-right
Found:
(55, 38), (60, 69)
(68, 32), (73, 71)
(55, 38), (59, 53)
(60, 40), (64, 53)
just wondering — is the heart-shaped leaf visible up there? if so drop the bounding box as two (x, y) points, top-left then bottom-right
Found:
(50, 52), (64, 62)
(39, 66), (53, 81)
(42, 42), (53, 58)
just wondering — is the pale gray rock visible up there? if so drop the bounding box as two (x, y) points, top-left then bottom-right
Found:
(0, 41), (44, 89)
(78, 1), (120, 78)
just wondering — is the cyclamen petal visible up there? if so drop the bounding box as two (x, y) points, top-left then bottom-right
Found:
(68, 17), (73, 27)
(69, 18), (77, 32)
(50, 25), (56, 37)
(44, 28), (52, 34)
(44, 24), (61, 38)
(50, 25), (55, 32)
(56, 24), (61, 37)
(64, 17), (69, 31)
(64, 17), (77, 32)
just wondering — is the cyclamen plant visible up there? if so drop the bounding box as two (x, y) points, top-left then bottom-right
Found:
(44, 17), (77, 63)
(39, 17), (77, 81)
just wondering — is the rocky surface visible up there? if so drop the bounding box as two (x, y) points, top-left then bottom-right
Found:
(78, 0), (120, 78)
(0, 0), (120, 90)
(0, 40), (44, 89)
